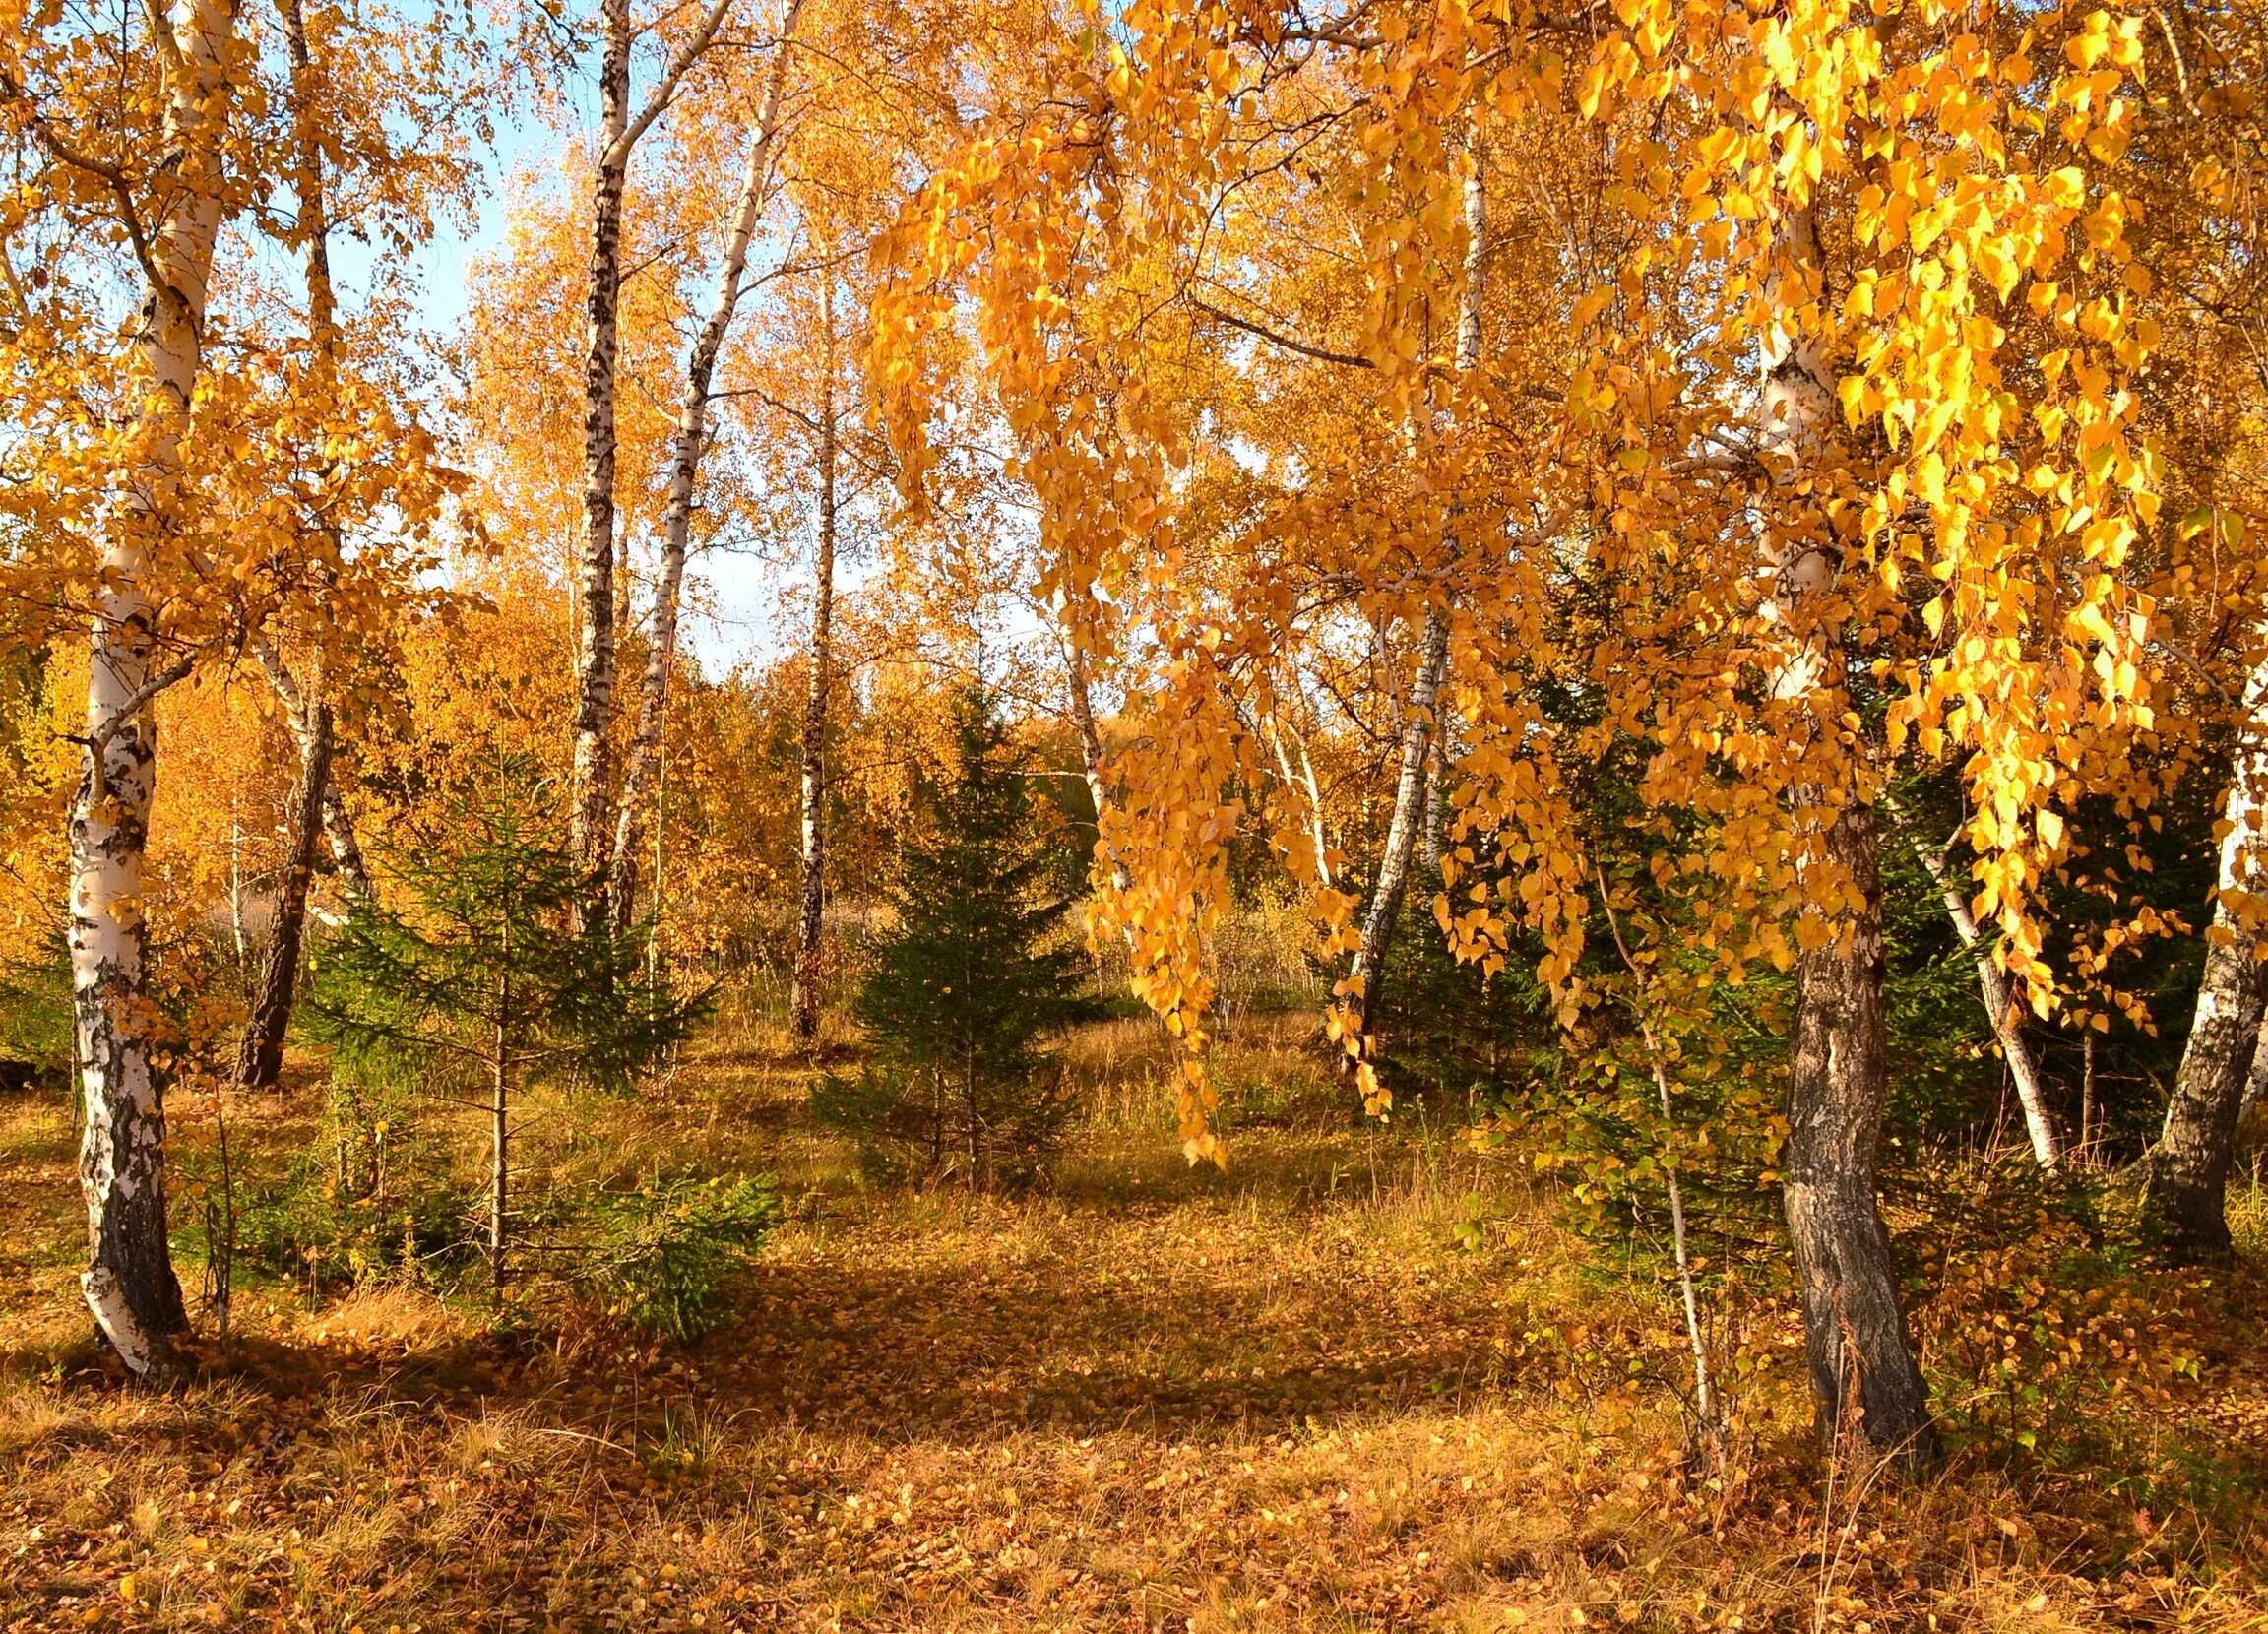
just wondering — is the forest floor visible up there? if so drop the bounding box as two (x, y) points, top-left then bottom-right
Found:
(3, 1007), (2267, 1632)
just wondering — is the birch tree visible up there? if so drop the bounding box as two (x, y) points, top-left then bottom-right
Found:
(5, 0), (248, 1371)
(571, 0), (744, 913)
(2144, 651), (2268, 1258)
(789, 288), (840, 1040)
(609, 0), (806, 931)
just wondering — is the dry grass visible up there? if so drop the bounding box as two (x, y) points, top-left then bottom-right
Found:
(2, 1011), (2265, 1632)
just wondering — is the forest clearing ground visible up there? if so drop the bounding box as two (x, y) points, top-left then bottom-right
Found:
(2, 1012), (2265, 1632)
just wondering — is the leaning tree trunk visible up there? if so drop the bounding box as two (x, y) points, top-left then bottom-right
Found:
(236, 701), (333, 1091)
(254, 639), (369, 900)
(1346, 615), (1449, 1039)
(790, 336), (839, 1041)
(72, 0), (242, 1373)
(1763, 198), (1934, 1460)
(1904, 823), (2060, 1171)
(611, 0), (802, 929)
(1342, 139), (1482, 1049)
(2144, 652), (2268, 1259)
(569, 0), (637, 911)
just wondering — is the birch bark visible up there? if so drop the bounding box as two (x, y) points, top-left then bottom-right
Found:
(1346, 615), (1449, 1037)
(570, 0), (742, 912)
(1901, 821), (2060, 1170)
(611, 0), (802, 929)
(2144, 651), (2268, 1258)
(73, 0), (242, 1372)
(790, 307), (838, 1040)
(236, 701), (331, 1091)
(255, 638), (372, 900)
(235, 0), (352, 1091)
(1342, 142), (1482, 1046)
(1761, 200), (1934, 1459)
(569, 0), (637, 898)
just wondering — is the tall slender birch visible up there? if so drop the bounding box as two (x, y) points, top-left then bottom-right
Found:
(1342, 140), (1481, 1051)
(610, 0), (804, 929)
(571, 0), (741, 912)
(235, 0), (350, 1091)
(66, 0), (243, 1372)
(789, 283), (840, 1040)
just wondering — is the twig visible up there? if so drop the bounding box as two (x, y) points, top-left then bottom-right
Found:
(1593, 858), (1721, 1456)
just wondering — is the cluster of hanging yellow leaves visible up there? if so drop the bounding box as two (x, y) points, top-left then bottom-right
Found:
(871, 0), (2202, 1158)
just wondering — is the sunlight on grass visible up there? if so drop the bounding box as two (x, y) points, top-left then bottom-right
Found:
(2, 1016), (2264, 1630)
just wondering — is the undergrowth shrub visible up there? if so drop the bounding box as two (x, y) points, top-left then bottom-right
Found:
(578, 1175), (779, 1342)
(230, 1146), (481, 1293)
(1905, 1159), (2216, 1472)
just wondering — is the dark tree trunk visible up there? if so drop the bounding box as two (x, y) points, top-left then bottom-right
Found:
(236, 700), (333, 1092)
(1784, 797), (1937, 1460)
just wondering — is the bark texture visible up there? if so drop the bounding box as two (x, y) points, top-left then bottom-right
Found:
(2144, 656), (2268, 1259)
(1784, 801), (1937, 1457)
(1346, 614), (1449, 1037)
(72, 0), (242, 1371)
(568, 0), (743, 913)
(237, 701), (333, 1092)
(2242, 1024), (2268, 1126)
(233, 0), (353, 1098)
(1762, 198), (1934, 1459)
(611, 0), (801, 929)
(790, 346), (839, 1040)
(255, 639), (370, 900)
(569, 0), (637, 900)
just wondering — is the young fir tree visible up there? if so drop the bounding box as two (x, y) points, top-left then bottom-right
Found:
(816, 686), (1098, 1188)
(305, 766), (700, 1296)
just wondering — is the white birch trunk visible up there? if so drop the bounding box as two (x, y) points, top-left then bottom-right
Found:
(569, 0), (637, 902)
(1346, 615), (1449, 1037)
(790, 310), (838, 1040)
(1341, 139), (1484, 1048)
(2145, 650), (2268, 1257)
(1905, 828), (2060, 1170)
(611, 0), (802, 928)
(569, 0), (743, 911)
(74, 0), (242, 1372)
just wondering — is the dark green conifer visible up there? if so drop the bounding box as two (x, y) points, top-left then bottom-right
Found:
(816, 686), (1098, 1187)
